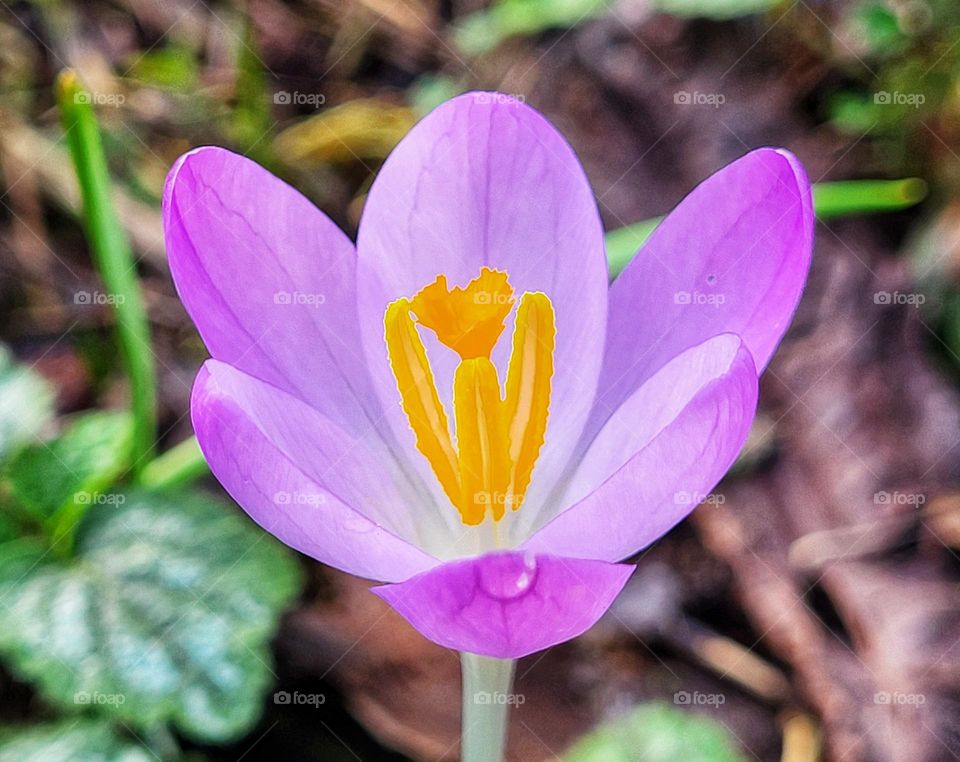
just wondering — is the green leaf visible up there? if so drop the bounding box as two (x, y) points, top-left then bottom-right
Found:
(0, 512), (20, 544)
(564, 704), (746, 762)
(452, 0), (782, 55)
(125, 45), (199, 90)
(6, 411), (133, 523)
(828, 91), (884, 135)
(56, 71), (157, 475)
(654, 0), (779, 20)
(228, 21), (271, 156)
(453, 0), (610, 56)
(854, 3), (909, 56)
(0, 719), (156, 762)
(0, 345), (54, 462)
(409, 75), (466, 117)
(0, 490), (302, 742)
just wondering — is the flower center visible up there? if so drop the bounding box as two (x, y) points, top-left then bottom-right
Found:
(384, 268), (555, 526)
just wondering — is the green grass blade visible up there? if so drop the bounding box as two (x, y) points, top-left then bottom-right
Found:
(812, 177), (927, 219)
(56, 71), (156, 475)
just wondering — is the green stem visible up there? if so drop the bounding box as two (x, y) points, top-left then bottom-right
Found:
(56, 71), (157, 476)
(460, 653), (515, 762)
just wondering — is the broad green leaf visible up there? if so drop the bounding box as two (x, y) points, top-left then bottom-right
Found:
(565, 704), (746, 761)
(0, 512), (20, 544)
(0, 719), (155, 762)
(0, 490), (302, 742)
(0, 345), (54, 462)
(854, 3), (909, 56)
(6, 411), (133, 522)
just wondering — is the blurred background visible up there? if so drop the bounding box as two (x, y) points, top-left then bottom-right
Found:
(1, 0), (960, 760)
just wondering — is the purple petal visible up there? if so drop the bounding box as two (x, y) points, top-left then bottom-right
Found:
(164, 147), (381, 434)
(192, 361), (438, 582)
(523, 336), (758, 562)
(355, 93), (608, 510)
(593, 148), (812, 432)
(373, 551), (633, 658)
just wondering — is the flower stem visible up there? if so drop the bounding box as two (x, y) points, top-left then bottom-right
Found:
(460, 653), (515, 762)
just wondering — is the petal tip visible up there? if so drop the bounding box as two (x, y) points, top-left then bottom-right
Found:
(163, 146), (232, 214)
(748, 146), (814, 219)
(374, 552), (634, 658)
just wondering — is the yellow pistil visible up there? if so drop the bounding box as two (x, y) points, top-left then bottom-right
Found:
(409, 267), (515, 359)
(384, 269), (555, 526)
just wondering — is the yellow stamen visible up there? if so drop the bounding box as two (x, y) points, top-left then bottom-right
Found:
(504, 293), (555, 510)
(384, 269), (555, 526)
(384, 299), (461, 508)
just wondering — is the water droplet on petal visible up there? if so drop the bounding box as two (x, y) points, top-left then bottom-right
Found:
(515, 571), (532, 591)
(478, 553), (539, 600)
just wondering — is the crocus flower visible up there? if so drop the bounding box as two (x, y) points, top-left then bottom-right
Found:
(164, 93), (812, 662)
